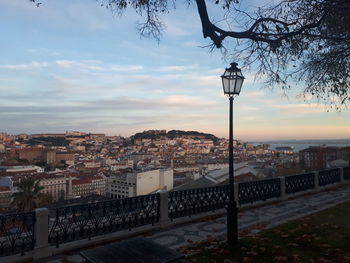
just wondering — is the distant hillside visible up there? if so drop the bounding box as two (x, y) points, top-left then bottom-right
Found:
(27, 136), (70, 146)
(132, 130), (219, 144)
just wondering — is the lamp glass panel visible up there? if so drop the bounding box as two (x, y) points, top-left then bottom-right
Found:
(230, 78), (238, 94)
(222, 77), (230, 94)
(234, 77), (244, 94)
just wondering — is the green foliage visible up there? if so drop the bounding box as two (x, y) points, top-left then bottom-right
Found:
(132, 129), (219, 144)
(12, 178), (44, 212)
(167, 130), (219, 143)
(27, 136), (70, 146)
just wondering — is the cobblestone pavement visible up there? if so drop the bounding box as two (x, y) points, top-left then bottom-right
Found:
(43, 185), (350, 263)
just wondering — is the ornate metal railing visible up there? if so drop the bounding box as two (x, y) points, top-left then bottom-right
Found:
(0, 212), (35, 257)
(168, 185), (229, 221)
(318, 168), (341, 186)
(344, 167), (350, 180)
(48, 194), (160, 247)
(285, 173), (315, 194)
(239, 178), (281, 204)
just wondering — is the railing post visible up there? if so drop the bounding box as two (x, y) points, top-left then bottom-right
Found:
(33, 208), (51, 260)
(314, 171), (320, 190)
(234, 183), (239, 206)
(340, 167), (345, 183)
(280, 176), (286, 200)
(159, 192), (170, 228)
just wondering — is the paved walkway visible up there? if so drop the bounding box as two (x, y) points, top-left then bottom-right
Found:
(45, 184), (350, 263)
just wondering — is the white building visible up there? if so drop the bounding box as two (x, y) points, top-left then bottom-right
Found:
(0, 165), (44, 173)
(110, 160), (134, 171)
(107, 169), (173, 199)
(36, 174), (67, 201)
(0, 144), (5, 153)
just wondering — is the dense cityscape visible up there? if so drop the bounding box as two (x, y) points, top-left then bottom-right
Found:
(1, 130), (349, 213)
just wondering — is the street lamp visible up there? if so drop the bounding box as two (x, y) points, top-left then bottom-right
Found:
(221, 62), (244, 246)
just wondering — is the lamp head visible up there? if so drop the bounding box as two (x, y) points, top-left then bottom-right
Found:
(221, 62), (244, 96)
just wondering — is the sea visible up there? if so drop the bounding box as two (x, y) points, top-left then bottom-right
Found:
(247, 139), (350, 152)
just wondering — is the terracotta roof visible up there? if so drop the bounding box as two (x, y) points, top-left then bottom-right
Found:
(0, 186), (11, 191)
(72, 178), (92, 185)
(33, 173), (66, 180)
(16, 147), (45, 152)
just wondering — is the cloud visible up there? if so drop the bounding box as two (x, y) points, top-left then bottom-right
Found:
(274, 103), (327, 113)
(161, 95), (217, 107)
(207, 68), (224, 74)
(244, 91), (265, 97)
(157, 64), (198, 72)
(238, 105), (259, 111)
(0, 62), (49, 70)
(239, 115), (261, 121)
(190, 75), (219, 87)
(0, 98), (221, 136)
(0, 94), (217, 115)
(55, 60), (143, 72)
(0, 0), (36, 11)
(183, 41), (202, 47)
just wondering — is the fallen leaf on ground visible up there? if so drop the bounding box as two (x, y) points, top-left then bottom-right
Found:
(320, 244), (331, 248)
(334, 248), (343, 253)
(247, 251), (258, 256)
(288, 243), (299, 247)
(273, 256), (288, 262)
(242, 257), (252, 263)
(318, 257), (331, 263)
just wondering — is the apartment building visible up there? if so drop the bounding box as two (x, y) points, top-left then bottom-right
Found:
(36, 173), (67, 201)
(299, 146), (350, 170)
(107, 169), (173, 199)
(0, 165), (44, 173)
(71, 175), (106, 198)
(0, 186), (12, 211)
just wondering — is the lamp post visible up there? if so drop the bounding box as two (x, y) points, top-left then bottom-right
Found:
(221, 62), (244, 247)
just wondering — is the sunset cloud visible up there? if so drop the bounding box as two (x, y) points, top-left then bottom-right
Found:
(274, 103), (327, 113)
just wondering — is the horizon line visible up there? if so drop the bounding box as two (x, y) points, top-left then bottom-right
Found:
(1, 130), (350, 143)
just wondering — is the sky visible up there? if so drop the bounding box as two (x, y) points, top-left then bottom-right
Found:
(0, 0), (349, 141)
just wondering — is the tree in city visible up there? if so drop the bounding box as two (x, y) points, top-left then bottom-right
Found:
(12, 178), (44, 212)
(37, 192), (53, 208)
(29, 0), (350, 107)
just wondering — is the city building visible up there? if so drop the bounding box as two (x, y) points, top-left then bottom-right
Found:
(107, 169), (173, 199)
(299, 146), (350, 170)
(0, 186), (12, 211)
(71, 175), (106, 198)
(36, 173), (68, 201)
(0, 165), (44, 173)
